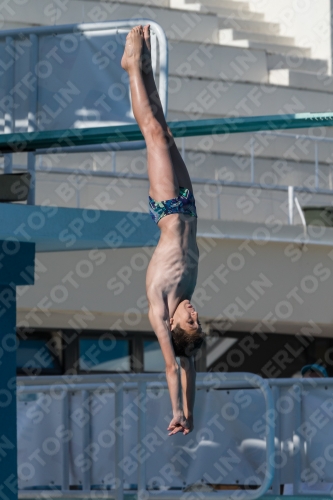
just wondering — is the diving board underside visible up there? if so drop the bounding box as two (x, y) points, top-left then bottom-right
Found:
(1, 112), (333, 152)
(0, 204), (159, 252)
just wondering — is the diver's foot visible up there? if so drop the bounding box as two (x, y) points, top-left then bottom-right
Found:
(121, 26), (143, 72)
(142, 24), (152, 75)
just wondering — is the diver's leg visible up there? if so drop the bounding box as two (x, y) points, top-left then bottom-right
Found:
(141, 24), (193, 192)
(122, 26), (177, 201)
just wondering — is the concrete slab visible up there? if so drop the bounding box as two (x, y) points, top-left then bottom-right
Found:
(269, 69), (333, 93)
(218, 16), (280, 35)
(0, 204), (158, 252)
(168, 40), (268, 82)
(221, 38), (311, 57)
(267, 53), (328, 74)
(220, 28), (295, 46)
(195, 4), (265, 19)
(168, 78), (333, 120)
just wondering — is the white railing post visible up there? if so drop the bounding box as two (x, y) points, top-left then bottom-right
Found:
(293, 384), (302, 495)
(138, 381), (147, 495)
(250, 135), (255, 184)
(112, 151), (117, 173)
(61, 391), (70, 490)
(115, 385), (124, 500)
(26, 34), (38, 205)
(82, 390), (91, 491)
(3, 36), (14, 175)
(288, 185), (294, 225)
(315, 141), (319, 190)
(271, 385), (280, 495)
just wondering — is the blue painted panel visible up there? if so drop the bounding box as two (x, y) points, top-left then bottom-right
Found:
(0, 285), (17, 500)
(0, 204), (159, 252)
(0, 241), (35, 285)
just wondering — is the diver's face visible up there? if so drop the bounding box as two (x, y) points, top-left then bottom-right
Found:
(170, 300), (201, 333)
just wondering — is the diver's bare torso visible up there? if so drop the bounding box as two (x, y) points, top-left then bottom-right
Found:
(146, 213), (199, 316)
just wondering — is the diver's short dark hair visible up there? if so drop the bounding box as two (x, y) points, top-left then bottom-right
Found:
(171, 324), (205, 357)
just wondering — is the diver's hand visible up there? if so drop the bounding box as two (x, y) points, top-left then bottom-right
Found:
(167, 413), (191, 436)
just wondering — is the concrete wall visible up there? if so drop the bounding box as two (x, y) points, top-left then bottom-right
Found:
(17, 224), (333, 337)
(246, 0), (332, 71)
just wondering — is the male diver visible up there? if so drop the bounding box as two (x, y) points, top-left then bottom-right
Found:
(121, 25), (204, 436)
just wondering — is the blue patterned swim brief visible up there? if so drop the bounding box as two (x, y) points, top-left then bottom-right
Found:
(149, 187), (197, 225)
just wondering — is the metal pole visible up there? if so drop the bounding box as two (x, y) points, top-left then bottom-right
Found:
(27, 153), (36, 205)
(151, 29), (157, 78)
(181, 137), (185, 162)
(138, 382), (146, 495)
(112, 151), (116, 173)
(76, 185), (80, 209)
(331, 0), (333, 75)
(3, 36), (14, 174)
(288, 185), (294, 225)
(250, 135), (255, 183)
(271, 386), (280, 495)
(26, 33), (38, 205)
(314, 141), (319, 190)
(61, 391), (70, 490)
(81, 390), (91, 491)
(115, 386), (124, 500)
(293, 385), (302, 495)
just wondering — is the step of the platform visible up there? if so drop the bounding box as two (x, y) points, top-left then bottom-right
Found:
(267, 53), (328, 74)
(168, 40), (268, 83)
(269, 69), (333, 92)
(193, 4), (265, 20)
(220, 28), (295, 47)
(172, 127), (333, 164)
(167, 78), (333, 144)
(220, 37), (311, 57)
(173, 150), (327, 189)
(218, 16), (280, 35)
(0, 0), (220, 43)
(185, 0), (251, 10)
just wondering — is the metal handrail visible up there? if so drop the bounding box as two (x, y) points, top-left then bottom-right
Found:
(17, 375), (333, 498)
(0, 19), (169, 204)
(17, 373), (275, 500)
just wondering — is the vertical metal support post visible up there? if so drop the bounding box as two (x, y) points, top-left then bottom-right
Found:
(27, 153), (36, 205)
(181, 137), (186, 162)
(61, 391), (70, 490)
(76, 184), (80, 209)
(250, 135), (255, 184)
(112, 150), (116, 173)
(271, 386), (280, 495)
(115, 386), (124, 500)
(0, 241), (35, 500)
(214, 171), (221, 220)
(288, 186), (294, 225)
(151, 30), (157, 78)
(82, 390), (91, 491)
(27, 34), (39, 205)
(3, 36), (14, 174)
(0, 285), (17, 499)
(331, 0), (333, 75)
(293, 384), (302, 495)
(138, 382), (147, 495)
(314, 141), (319, 190)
